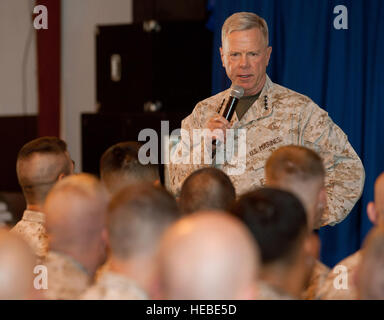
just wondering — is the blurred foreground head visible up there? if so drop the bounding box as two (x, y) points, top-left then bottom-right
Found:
(231, 187), (318, 298)
(100, 141), (160, 194)
(357, 227), (384, 300)
(0, 230), (36, 299)
(44, 173), (109, 276)
(265, 145), (326, 229)
(179, 167), (236, 214)
(17, 137), (74, 208)
(367, 172), (384, 227)
(158, 211), (260, 300)
(108, 183), (180, 260)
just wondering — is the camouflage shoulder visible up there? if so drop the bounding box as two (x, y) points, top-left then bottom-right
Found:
(270, 82), (321, 112)
(193, 89), (230, 114)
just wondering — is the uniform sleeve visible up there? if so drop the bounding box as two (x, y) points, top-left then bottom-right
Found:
(300, 102), (365, 227)
(168, 103), (217, 196)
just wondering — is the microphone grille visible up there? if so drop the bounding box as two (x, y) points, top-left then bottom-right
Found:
(230, 85), (244, 99)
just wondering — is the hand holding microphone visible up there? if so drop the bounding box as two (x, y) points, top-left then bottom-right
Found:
(207, 85), (244, 145)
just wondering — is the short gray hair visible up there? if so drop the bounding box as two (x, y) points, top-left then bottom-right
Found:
(222, 12), (269, 47)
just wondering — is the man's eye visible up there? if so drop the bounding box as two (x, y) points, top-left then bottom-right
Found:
(249, 52), (259, 56)
(230, 53), (240, 57)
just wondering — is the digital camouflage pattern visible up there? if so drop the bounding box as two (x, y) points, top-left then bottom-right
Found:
(169, 75), (365, 226)
(316, 250), (361, 300)
(43, 251), (91, 300)
(302, 260), (330, 300)
(81, 271), (148, 300)
(10, 210), (48, 260)
(257, 280), (295, 300)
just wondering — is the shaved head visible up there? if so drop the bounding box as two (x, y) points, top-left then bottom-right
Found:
(44, 174), (108, 274)
(0, 230), (36, 299)
(100, 141), (160, 194)
(108, 183), (180, 259)
(265, 145), (326, 229)
(158, 211), (259, 300)
(17, 137), (73, 206)
(179, 168), (236, 214)
(357, 227), (384, 299)
(374, 173), (384, 217)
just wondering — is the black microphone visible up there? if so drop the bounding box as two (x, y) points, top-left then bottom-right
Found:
(222, 85), (245, 120)
(212, 85), (244, 151)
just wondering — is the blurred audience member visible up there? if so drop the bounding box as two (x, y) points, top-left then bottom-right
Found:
(100, 141), (160, 194)
(82, 183), (180, 300)
(232, 188), (318, 299)
(157, 211), (259, 300)
(265, 145), (329, 299)
(43, 174), (108, 300)
(179, 167), (236, 214)
(0, 229), (38, 299)
(356, 227), (384, 300)
(317, 172), (384, 300)
(11, 137), (74, 260)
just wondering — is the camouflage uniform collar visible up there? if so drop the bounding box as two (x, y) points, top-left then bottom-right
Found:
(23, 210), (46, 224)
(49, 250), (91, 277)
(99, 270), (149, 299)
(258, 280), (296, 300)
(233, 74), (274, 128)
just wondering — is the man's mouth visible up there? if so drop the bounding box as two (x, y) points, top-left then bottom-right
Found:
(238, 75), (252, 79)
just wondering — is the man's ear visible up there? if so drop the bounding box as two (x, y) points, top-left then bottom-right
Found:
(265, 46), (272, 66)
(313, 187), (327, 229)
(367, 202), (378, 225)
(220, 47), (225, 67)
(57, 173), (66, 181)
(304, 232), (320, 261)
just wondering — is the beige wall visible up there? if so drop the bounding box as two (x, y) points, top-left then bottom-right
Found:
(61, 0), (133, 171)
(0, 0), (132, 170)
(0, 0), (38, 115)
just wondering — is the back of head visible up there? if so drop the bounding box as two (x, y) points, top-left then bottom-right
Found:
(158, 211), (259, 300)
(108, 183), (180, 260)
(44, 173), (108, 255)
(222, 12), (269, 47)
(179, 168), (236, 214)
(16, 136), (73, 206)
(231, 187), (308, 268)
(100, 141), (160, 194)
(0, 230), (36, 299)
(357, 227), (384, 299)
(265, 145), (325, 229)
(374, 173), (384, 223)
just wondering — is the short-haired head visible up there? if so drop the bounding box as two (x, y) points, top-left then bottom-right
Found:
(179, 168), (236, 214)
(231, 187), (308, 267)
(108, 183), (180, 260)
(222, 12), (269, 48)
(265, 145), (326, 229)
(357, 227), (384, 299)
(158, 211), (259, 299)
(16, 137), (73, 206)
(100, 141), (160, 194)
(44, 173), (108, 270)
(0, 230), (36, 299)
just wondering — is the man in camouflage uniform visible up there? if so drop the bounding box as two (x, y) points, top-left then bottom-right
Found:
(168, 12), (364, 227)
(42, 174), (108, 300)
(11, 137), (74, 261)
(81, 183), (180, 300)
(232, 188), (318, 300)
(157, 211), (259, 299)
(317, 172), (384, 300)
(265, 145), (330, 299)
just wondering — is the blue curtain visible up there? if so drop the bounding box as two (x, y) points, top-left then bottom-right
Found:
(207, 0), (384, 267)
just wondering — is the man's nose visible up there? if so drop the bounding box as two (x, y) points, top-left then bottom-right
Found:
(239, 54), (249, 68)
